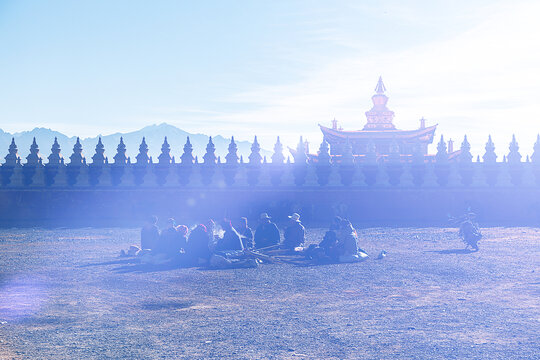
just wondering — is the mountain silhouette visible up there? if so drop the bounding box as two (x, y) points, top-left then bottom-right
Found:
(0, 123), (272, 163)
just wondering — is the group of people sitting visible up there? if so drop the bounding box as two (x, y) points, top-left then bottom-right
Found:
(305, 216), (368, 263)
(128, 211), (365, 267)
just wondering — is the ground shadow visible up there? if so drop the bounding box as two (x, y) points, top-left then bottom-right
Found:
(141, 300), (194, 311)
(78, 258), (140, 268)
(113, 262), (191, 274)
(431, 249), (478, 255)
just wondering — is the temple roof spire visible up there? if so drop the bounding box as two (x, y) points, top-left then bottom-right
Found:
(375, 76), (386, 94)
(364, 76), (395, 130)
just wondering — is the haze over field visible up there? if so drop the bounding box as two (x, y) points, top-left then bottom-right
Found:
(0, 123), (272, 161)
(1, 0), (539, 155)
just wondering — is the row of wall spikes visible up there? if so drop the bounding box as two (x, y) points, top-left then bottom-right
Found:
(3, 134), (540, 167)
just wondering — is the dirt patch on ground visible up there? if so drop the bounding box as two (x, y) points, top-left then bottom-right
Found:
(0, 227), (539, 359)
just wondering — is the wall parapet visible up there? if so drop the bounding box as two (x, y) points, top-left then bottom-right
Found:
(1, 134), (540, 189)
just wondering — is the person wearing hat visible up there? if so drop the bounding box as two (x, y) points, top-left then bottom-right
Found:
(254, 213), (281, 249)
(283, 212), (305, 250)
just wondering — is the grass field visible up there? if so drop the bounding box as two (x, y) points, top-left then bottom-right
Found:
(0, 226), (539, 359)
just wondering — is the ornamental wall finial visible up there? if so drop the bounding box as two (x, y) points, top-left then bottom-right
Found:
(69, 137), (85, 165)
(48, 137), (63, 165)
(272, 136), (284, 164)
(318, 138), (331, 165)
(26, 137), (42, 165)
(92, 137), (106, 165)
(249, 136), (262, 164)
(294, 136), (308, 164)
(180, 137), (194, 164)
(225, 136), (239, 164)
(136, 137), (150, 165)
(114, 137), (128, 165)
(203, 136), (217, 164)
(507, 134), (522, 164)
(459, 135), (473, 163)
(483, 135), (497, 163)
(158, 137), (172, 164)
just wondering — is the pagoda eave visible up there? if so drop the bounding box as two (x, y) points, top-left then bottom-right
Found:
(319, 124), (437, 143)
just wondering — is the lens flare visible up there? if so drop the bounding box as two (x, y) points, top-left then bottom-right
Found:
(0, 277), (48, 321)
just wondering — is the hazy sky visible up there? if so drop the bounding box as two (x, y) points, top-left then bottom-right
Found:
(1, 0), (539, 156)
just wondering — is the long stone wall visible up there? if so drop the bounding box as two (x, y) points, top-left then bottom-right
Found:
(1, 134), (540, 226)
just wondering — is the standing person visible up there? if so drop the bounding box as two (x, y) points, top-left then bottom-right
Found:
(215, 220), (244, 252)
(254, 213), (280, 249)
(141, 215), (159, 250)
(237, 217), (254, 249)
(283, 213), (305, 250)
(185, 224), (212, 265)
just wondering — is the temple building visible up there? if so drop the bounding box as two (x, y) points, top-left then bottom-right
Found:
(319, 77), (437, 158)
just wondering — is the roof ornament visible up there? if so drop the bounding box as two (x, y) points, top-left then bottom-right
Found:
(375, 76), (386, 94)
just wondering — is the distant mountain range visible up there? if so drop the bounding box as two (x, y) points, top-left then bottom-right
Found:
(0, 123), (273, 163)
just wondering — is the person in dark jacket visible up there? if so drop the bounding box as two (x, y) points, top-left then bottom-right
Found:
(237, 217), (254, 249)
(305, 219), (341, 262)
(282, 213), (305, 250)
(215, 220), (244, 252)
(318, 229), (340, 260)
(156, 218), (186, 257)
(185, 224), (211, 264)
(254, 213), (280, 249)
(141, 215), (159, 250)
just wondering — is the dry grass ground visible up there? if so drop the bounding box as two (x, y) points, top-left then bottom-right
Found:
(0, 226), (539, 359)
